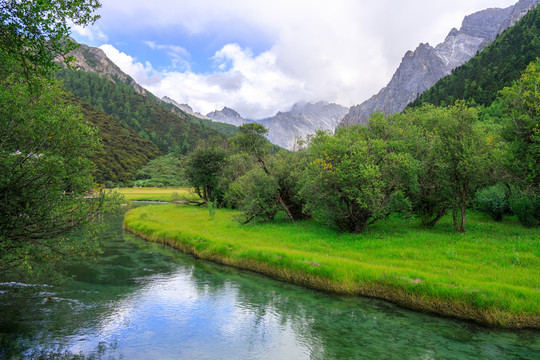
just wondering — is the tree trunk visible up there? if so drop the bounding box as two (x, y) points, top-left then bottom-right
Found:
(425, 207), (447, 227)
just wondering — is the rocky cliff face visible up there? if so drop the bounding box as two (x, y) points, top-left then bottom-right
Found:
(259, 102), (349, 150)
(66, 42), (147, 96)
(340, 0), (538, 126)
(206, 107), (247, 127)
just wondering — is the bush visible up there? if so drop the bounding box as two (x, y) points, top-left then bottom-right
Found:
(226, 168), (280, 223)
(510, 192), (539, 227)
(473, 184), (509, 221)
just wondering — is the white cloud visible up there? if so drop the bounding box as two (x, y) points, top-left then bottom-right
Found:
(99, 44), (162, 86)
(91, 0), (517, 118)
(101, 43), (307, 119)
(70, 23), (108, 44)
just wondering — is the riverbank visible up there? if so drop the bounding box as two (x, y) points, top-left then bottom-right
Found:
(123, 204), (540, 329)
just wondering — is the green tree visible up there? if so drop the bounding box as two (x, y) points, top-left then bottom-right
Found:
(0, 76), (119, 283)
(499, 58), (539, 192)
(226, 168), (280, 223)
(0, 0), (124, 283)
(184, 145), (228, 204)
(0, 0), (101, 79)
(301, 125), (416, 233)
(420, 103), (501, 232)
(498, 59), (540, 226)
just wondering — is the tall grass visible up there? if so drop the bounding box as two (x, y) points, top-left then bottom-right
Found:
(123, 204), (540, 328)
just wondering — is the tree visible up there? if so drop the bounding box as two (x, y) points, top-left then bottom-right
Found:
(301, 124), (416, 233)
(416, 103), (501, 232)
(228, 123), (308, 223)
(0, 76), (120, 283)
(184, 145), (228, 204)
(0, 0), (124, 283)
(0, 0), (101, 79)
(226, 168), (280, 223)
(498, 58), (540, 226)
(499, 58), (539, 192)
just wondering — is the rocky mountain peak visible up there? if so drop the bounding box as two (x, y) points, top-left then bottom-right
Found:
(65, 41), (146, 96)
(206, 107), (246, 126)
(340, 0), (538, 127)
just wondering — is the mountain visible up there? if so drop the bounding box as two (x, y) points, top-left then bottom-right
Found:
(340, 0), (539, 126)
(409, 3), (539, 108)
(206, 107), (247, 127)
(206, 102), (348, 150)
(73, 98), (160, 185)
(161, 96), (211, 120)
(67, 41), (146, 96)
(259, 102), (349, 150)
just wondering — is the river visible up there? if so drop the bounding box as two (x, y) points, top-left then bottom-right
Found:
(1, 212), (539, 359)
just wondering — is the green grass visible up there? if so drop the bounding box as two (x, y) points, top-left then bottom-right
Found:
(123, 204), (540, 328)
(115, 187), (198, 202)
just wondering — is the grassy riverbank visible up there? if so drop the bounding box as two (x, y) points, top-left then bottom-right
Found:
(116, 187), (196, 202)
(123, 204), (540, 328)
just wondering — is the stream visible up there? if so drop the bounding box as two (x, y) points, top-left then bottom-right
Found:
(1, 212), (539, 359)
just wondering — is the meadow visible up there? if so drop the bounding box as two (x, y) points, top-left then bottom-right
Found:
(123, 204), (540, 328)
(115, 187), (197, 202)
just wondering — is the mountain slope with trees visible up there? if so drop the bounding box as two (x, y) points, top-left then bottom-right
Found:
(74, 98), (161, 185)
(57, 68), (227, 154)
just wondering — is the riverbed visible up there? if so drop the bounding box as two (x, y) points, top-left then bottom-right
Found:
(1, 214), (538, 359)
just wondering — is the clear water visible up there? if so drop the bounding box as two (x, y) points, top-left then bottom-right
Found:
(1, 214), (539, 359)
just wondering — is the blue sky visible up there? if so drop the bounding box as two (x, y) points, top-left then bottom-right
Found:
(71, 0), (518, 119)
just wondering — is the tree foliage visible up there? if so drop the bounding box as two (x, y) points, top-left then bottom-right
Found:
(0, 0), (124, 283)
(0, 76), (119, 282)
(301, 124), (416, 233)
(184, 145), (228, 204)
(0, 0), (101, 79)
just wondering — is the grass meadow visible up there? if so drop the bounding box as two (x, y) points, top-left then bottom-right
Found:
(123, 204), (539, 328)
(115, 187), (197, 202)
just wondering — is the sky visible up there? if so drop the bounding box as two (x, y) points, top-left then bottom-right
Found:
(71, 0), (518, 119)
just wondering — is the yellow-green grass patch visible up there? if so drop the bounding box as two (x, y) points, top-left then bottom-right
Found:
(116, 187), (197, 202)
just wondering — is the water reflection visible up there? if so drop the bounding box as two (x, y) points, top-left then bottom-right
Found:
(1, 214), (539, 359)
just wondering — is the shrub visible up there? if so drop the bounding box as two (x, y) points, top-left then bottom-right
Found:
(510, 192), (539, 227)
(473, 184), (509, 221)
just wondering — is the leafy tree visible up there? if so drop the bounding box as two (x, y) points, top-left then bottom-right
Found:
(424, 103), (501, 232)
(184, 145), (228, 204)
(0, 0), (124, 283)
(499, 58), (539, 192)
(301, 125), (416, 233)
(227, 123), (307, 223)
(0, 76), (119, 283)
(498, 58), (540, 226)
(0, 0), (101, 79)
(226, 168), (280, 223)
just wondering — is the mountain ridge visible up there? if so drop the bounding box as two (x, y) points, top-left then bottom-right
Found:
(340, 0), (538, 126)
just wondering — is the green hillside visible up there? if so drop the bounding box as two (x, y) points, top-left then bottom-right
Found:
(409, 5), (540, 108)
(73, 98), (161, 185)
(57, 69), (226, 154)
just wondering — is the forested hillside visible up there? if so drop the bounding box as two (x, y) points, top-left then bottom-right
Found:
(73, 98), (161, 185)
(57, 69), (226, 154)
(409, 5), (539, 108)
